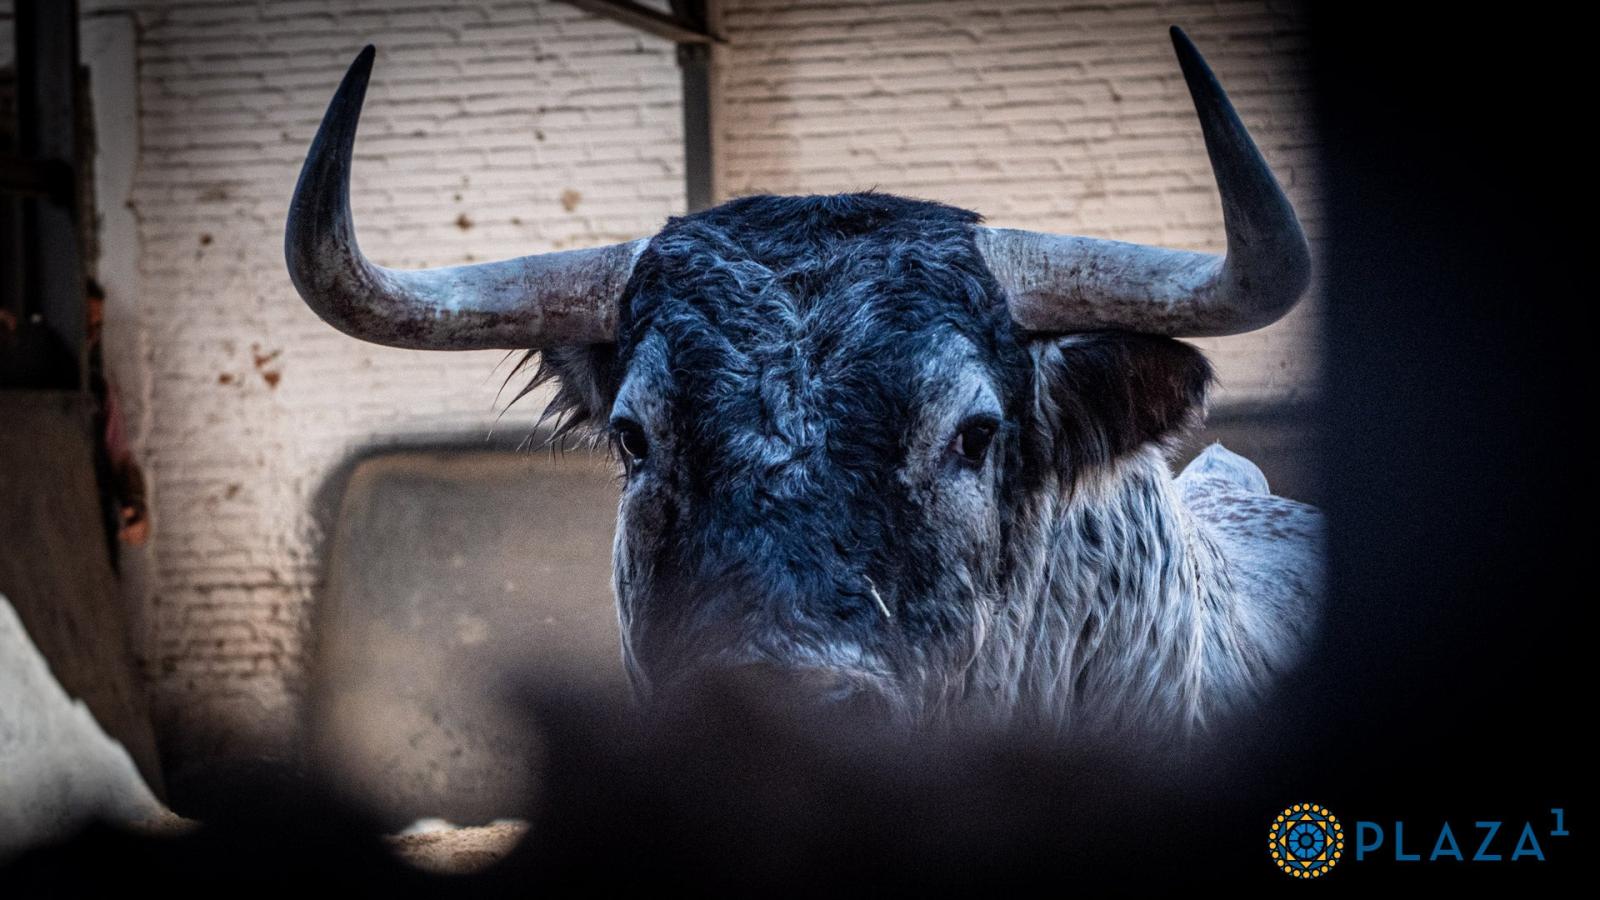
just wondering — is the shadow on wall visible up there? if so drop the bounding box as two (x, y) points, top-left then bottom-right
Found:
(303, 435), (625, 828)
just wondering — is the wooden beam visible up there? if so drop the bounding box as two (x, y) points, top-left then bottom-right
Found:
(0, 155), (72, 202)
(555, 0), (721, 212)
(553, 0), (722, 45)
(13, 0), (87, 384)
(678, 42), (714, 212)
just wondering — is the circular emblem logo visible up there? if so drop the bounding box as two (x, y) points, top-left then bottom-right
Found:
(1269, 803), (1344, 879)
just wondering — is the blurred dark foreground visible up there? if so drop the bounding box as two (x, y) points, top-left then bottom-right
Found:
(3, 674), (1262, 895)
(0, 660), (1583, 895)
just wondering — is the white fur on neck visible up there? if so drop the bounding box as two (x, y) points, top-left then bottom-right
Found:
(974, 444), (1323, 748)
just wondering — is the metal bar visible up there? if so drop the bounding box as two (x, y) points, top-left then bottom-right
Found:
(555, 0), (721, 213)
(0, 156), (73, 201)
(678, 42), (713, 212)
(1, 74), (24, 319)
(554, 0), (722, 45)
(14, 0), (87, 385)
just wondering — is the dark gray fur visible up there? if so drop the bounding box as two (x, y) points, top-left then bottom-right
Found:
(520, 192), (1323, 745)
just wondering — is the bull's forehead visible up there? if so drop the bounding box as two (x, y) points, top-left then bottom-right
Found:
(618, 290), (987, 484)
(614, 194), (1016, 487)
(620, 193), (1001, 348)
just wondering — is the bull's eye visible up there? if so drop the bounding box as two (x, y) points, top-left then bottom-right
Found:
(949, 416), (999, 467)
(612, 417), (650, 466)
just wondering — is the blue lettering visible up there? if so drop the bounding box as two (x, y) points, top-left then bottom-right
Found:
(1395, 821), (1420, 861)
(1512, 823), (1545, 861)
(1430, 822), (1463, 861)
(1551, 808), (1568, 837)
(1474, 821), (1503, 861)
(1355, 822), (1384, 861)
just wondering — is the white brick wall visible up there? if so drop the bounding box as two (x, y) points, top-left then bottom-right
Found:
(71, 0), (688, 756)
(714, 0), (1322, 403)
(10, 0), (1321, 762)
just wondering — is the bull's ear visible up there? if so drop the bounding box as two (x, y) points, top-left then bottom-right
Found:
(1032, 332), (1213, 474)
(511, 344), (620, 441)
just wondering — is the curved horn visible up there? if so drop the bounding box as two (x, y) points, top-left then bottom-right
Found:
(976, 26), (1311, 337)
(285, 46), (644, 350)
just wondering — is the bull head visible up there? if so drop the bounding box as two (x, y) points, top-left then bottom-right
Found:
(286, 27), (1313, 728)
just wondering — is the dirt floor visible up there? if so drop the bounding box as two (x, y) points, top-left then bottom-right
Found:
(385, 820), (529, 874)
(123, 815), (528, 876)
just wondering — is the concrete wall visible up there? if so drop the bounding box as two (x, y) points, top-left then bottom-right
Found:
(6, 0), (1321, 770)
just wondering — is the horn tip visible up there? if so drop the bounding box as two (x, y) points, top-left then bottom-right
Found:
(1168, 25), (1204, 75)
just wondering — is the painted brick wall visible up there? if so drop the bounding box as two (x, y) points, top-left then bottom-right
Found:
(714, 0), (1321, 403)
(71, 0), (687, 759)
(11, 0), (1320, 766)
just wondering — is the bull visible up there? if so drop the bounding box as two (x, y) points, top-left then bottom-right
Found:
(285, 27), (1322, 745)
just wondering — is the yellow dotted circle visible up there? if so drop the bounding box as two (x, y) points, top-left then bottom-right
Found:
(1269, 803), (1343, 879)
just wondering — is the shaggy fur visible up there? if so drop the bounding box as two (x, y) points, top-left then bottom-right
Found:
(518, 192), (1324, 745)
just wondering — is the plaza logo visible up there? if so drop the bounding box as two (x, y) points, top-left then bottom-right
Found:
(1269, 804), (1343, 879)
(1269, 805), (1570, 878)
